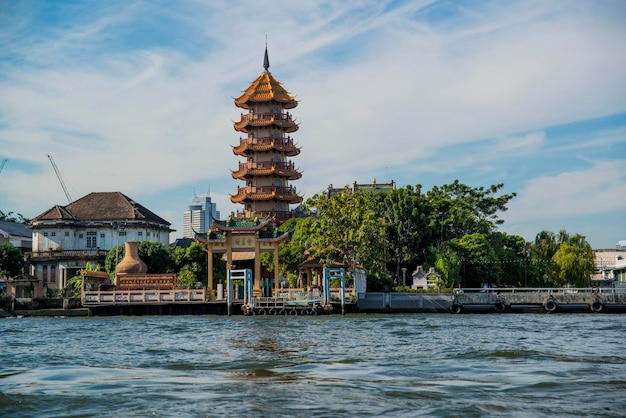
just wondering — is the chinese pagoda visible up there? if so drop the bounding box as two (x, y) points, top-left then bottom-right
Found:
(230, 46), (303, 222)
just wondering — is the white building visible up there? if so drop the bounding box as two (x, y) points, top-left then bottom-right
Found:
(29, 192), (173, 290)
(182, 193), (220, 238)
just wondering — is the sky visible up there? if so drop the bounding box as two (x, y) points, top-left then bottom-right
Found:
(0, 0), (625, 249)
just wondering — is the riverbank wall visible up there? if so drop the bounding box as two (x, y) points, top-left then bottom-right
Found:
(3, 289), (626, 317)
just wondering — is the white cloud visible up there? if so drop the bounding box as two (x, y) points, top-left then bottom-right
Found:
(1, 0), (625, 246)
(505, 160), (626, 222)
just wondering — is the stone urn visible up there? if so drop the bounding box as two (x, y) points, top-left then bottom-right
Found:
(115, 241), (147, 277)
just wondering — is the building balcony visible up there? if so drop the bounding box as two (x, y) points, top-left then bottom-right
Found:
(27, 249), (109, 262)
(230, 186), (303, 204)
(231, 161), (302, 180)
(233, 136), (300, 157)
(234, 112), (299, 133)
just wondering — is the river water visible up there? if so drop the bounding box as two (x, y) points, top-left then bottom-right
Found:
(1, 313), (624, 417)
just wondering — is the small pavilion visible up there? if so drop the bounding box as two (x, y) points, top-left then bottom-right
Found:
(195, 213), (289, 300)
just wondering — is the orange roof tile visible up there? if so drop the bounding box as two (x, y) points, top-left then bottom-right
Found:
(234, 72), (298, 110)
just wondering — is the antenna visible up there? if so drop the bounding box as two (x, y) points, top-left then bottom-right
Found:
(47, 154), (73, 203)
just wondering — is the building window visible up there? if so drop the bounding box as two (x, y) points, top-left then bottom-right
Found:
(275, 180), (282, 187)
(65, 231), (70, 237)
(138, 232), (143, 238)
(51, 232), (56, 237)
(147, 232), (151, 238)
(100, 233), (105, 238)
(276, 204), (283, 211)
(119, 232), (127, 236)
(50, 265), (56, 283)
(86, 231), (97, 248)
(43, 232), (48, 237)
(273, 131), (280, 138)
(79, 233), (84, 239)
(42, 265), (48, 283)
(274, 156), (281, 162)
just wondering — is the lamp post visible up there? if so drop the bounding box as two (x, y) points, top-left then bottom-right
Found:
(112, 221), (126, 281)
(401, 267), (407, 287)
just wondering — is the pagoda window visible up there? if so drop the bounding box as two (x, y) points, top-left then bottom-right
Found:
(274, 156), (281, 162)
(273, 132), (280, 139)
(272, 107), (280, 114)
(275, 180), (282, 187)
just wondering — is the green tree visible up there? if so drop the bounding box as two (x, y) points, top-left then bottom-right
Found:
(138, 241), (172, 273)
(306, 190), (388, 282)
(431, 245), (461, 288)
(382, 185), (432, 284)
(553, 232), (594, 287)
(426, 181), (516, 245)
(488, 232), (527, 287)
(0, 243), (23, 278)
(0, 211), (31, 224)
(176, 268), (197, 289)
(105, 244), (123, 277)
(264, 217), (315, 278)
(528, 231), (560, 287)
(450, 233), (501, 287)
(104, 241), (172, 276)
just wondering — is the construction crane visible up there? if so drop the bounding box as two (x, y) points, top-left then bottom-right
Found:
(47, 154), (73, 203)
(0, 158), (7, 175)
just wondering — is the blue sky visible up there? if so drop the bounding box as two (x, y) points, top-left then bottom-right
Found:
(0, 0), (625, 248)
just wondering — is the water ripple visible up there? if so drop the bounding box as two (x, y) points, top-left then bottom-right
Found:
(1, 314), (625, 417)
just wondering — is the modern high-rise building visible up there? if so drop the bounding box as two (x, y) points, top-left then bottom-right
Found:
(182, 193), (220, 238)
(230, 46), (303, 222)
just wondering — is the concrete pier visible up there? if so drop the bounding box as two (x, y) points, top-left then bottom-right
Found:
(451, 288), (626, 314)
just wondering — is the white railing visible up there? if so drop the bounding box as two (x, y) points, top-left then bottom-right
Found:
(83, 289), (206, 305)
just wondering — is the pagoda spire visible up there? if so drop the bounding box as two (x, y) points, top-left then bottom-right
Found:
(263, 40), (270, 72)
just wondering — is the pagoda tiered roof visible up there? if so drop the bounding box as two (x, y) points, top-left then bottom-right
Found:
(232, 136), (301, 157)
(194, 214), (289, 243)
(233, 112), (299, 133)
(230, 185), (303, 204)
(231, 161), (302, 181)
(234, 72), (298, 110)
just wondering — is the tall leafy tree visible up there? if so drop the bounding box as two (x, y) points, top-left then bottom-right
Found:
(264, 217), (315, 278)
(426, 181), (516, 245)
(449, 233), (501, 287)
(138, 241), (172, 273)
(431, 245), (461, 288)
(553, 232), (594, 287)
(488, 232), (528, 287)
(306, 189), (387, 277)
(528, 231), (561, 287)
(0, 243), (23, 278)
(382, 185), (432, 284)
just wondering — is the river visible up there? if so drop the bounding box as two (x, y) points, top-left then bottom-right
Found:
(1, 313), (624, 417)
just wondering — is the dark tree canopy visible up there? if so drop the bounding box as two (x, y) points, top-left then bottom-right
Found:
(0, 243), (24, 278)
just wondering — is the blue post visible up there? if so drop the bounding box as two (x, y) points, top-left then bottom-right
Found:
(323, 267), (345, 315)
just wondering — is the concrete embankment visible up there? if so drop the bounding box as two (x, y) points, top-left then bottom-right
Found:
(4, 289), (626, 316)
